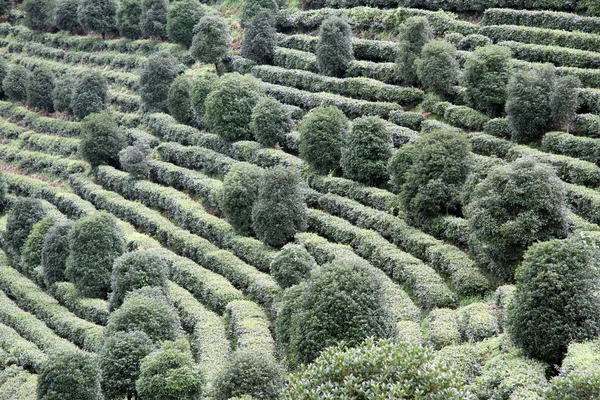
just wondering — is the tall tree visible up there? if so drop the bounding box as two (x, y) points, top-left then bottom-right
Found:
(316, 16), (354, 78)
(396, 16), (432, 86)
(78, 0), (116, 39)
(190, 15), (230, 75)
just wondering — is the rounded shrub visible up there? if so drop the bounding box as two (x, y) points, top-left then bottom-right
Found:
(3, 64), (29, 102)
(52, 73), (75, 113)
(167, 74), (193, 125)
(109, 250), (169, 312)
(65, 212), (125, 298)
(507, 235), (600, 365)
(23, 0), (55, 31)
(119, 144), (150, 179)
(20, 216), (56, 278)
(416, 40), (458, 98)
(396, 16), (433, 86)
(269, 243), (316, 288)
(140, 51), (179, 113)
(547, 339), (600, 400)
(298, 105), (349, 175)
(250, 96), (292, 147)
(190, 71), (217, 125)
(204, 73), (262, 141)
(190, 15), (231, 75)
(55, 0), (81, 32)
(27, 65), (55, 111)
(551, 75), (580, 132)
(240, 0), (277, 27)
(4, 197), (46, 265)
(316, 16), (354, 78)
(136, 339), (204, 400)
(77, 0), (116, 38)
(241, 10), (276, 65)
(0, 57), (7, 97)
(341, 116), (392, 186)
(105, 286), (182, 344)
(0, 171), (6, 212)
(41, 220), (73, 287)
(139, 0), (167, 39)
(214, 351), (284, 400)
(252, 166), (307, 248)
(465, 157), (568, 282)
(100, 330), (154, 400)
(220, 162), (263, 236)
(79, 111), (127, 168)
(116, 0), (141, 39)
(71, 71), (108, 120)
(37, 348), (102, 400)
(457, 34), (492, 51)
(276, 257), (398, 367)
(166, 0), (213, 47)
(0, 0), (11, 17)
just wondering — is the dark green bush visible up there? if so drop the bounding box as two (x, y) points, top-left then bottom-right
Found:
(417, 40), (458, 98)
(77, 0), (116, 38)
(0, 171), (6, 212)
(109, 250), (169, 311)
(316, 16), (354, 78)
(23, 0), (55, 31)
(167, 74), (193, 125)
(71, 71), (108, 120)
(551, 75), (580, 132)
(190, 15), (230, 75)
(250, 96), (292, 147)
(52, 74), (74, 113)
(139, 0), (167, 39)
(140, 52), (179, 113)
(3, 64), (29, 102)
(119, 144), (150, 179)
(465, 157), (568, 282)
(79, 112), (126, 168)
(396, 17), (432, 86)
(214, 351), (284, 400)
(166, 0), (212, 47)
(41, 220), (73, 287)
(204, 73), (262, 141)
(189, 71), (217, 126)
(241, 10), (276, 65)
(20, 216), (56, 278)
(507, 235), (600, 365)
(4, 197), (46, 265)
(0, 57), (7, 97)
(547, 338), (600, 400)
(240, 0), (277, 27)
(55, 0), (81, 32)
(65, 212), (125, 298)
(37, 348), (102, 400)
(341, 116), (391, 186)
(220, 162), (263, 236)
(116, 0), (141, 39)
(0, 0), (11, 17)
(457, 34), (492, 51)
(299, 105), (349, 175)
(100, 330), (154, 400)
(27, 65), (54, 111)
(252, 166), (307, 247)
(270, 243), (316, 288)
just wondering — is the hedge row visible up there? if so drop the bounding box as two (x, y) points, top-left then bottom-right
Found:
(50, 282), (108, 326)
(307, 208), (457, 310)
(0, 101), (81, 137)
(251, 65), (424, 106)
(388, 124), (419, 147)
(157, 142), (237, 177)
(20, 133), (80, 158)
(0, 322), (46, 372)
(295, 232), (422, 324)
(69, 175), (280, 308)
(510, 58), (600, 89)
(109, 89), (142, 113)
(316, 193), (489, 296)
(564, 183), (600, 225)
(125, 128), (161, 148)
(225, 300), (275, 355)
(481, 8), (600, 35)
(0, 144), (88, 178)
(498, 41), (600, 69)
(542, 131), (600, 164)
(95, 166), (276, 272)
(426, 101), (490, 131)
(229, 140), (306, 170)
(427, 308), (461, 349)
(573, 113), (600, 137)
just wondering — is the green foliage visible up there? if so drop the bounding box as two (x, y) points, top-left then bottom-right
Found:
(341, 116), (391, 186)
(252, 166), (307, 248)
(507, 235), (600, 365)
(286, 338), (467, 399)
(109, 250), (169, 311)
(270, 243), (316, 288)
(240, 0), (277, 27)
(37, 349), (102, 400)
(464, 45), (512, 117)
(139, 0), (167, 39)
(167, 74), (193, 125)
(250, 96), (292, 147)
(0, 0), (10, 16)
(3, 64), (29, 102)
(397, 130), (471, 228)
(220, 162), (263, 236)
(52, 73), (74, 113)
(551, 75), (580, 132)
(315, 16), (354, 78)
(27, 65), (54, 111)
(465, 157), (568, 282)
(71, 71), (108, 120)
(190, 15), (230, 74)
(79, 112), (126, 168)
(189, 71), (217, 125)
(0, 171), (6, 212)
(23, 0), (55, 31)
(119, 144), (150, 179)
(214, 351), (284, 400)
(241, 10), (276, 65)
(20, 216), (56, 278)
(299, 105), (348, 175)
(5, 197), (46, 264)
(204, 73), (262, 141)
(0, 57), (7, 97)
(136, 339), (204, 400)
(105, 286), (182, 344)
(166, 0), (212, 48)
(41, 220), (73, 287)
(116, 0), (141, 39)
(100, 330), (154, 400)
(277, 257), (397, 367)
(55, 0), (81, 32)
(77, 0), (116, 36)
(65, 212), (125, 298)
(140, 52), (179, 113)
(396, 17), (433, 86)
(547, 338), (600, 400)
(417, 40), (458, 98)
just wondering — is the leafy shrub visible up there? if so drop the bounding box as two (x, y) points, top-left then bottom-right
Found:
(3, 64), (28, 102)
(100, 330), (154, 400)
(250, 96), (292, 147)
(270, 243), (316, 288)
(140, 52), (179, 113)
(417, 40), (458, 98)
(166, 0), (212, 47)
(55, 0), (81, 32)
(71, 71), (108, 120)
(77, 0), (116, 38)
(551, 75), (580, 132)
(20, 216), (56, 278)
(252, 166), (307, 247)
(341, 116), (391, 186)
(79, 112), (126, 168)
(37, 349), (102, 400)
(508, 235), (600, 365)
(457, 34), (492, 51)
(241, 10), (276, 65)
(116, 0), (141, 39)
(65, 212), (125, 298)
(27, 65), (54, 111)
(299, 105), (349, 175)
(0, 0), (10, 16)
(214, 351), (284, 400)
(240, 0), (277, 27)
(139, 0), (167, 39)
(547, 338), (600, 400)
(0, 171), (6, 213)
(4, 197), (46, 264)
(189, 71), (217, 125)
(41, 220), (73, 287)
(52, 73), (75, 113)
(204, 73), (262, 141)
(220, 162), (263, 236)
(316, 16), (354, 78)
(109, 250), (169, 311)
(119, 144), (150, 179)
(0, 57), (7, 97)
(190, 15), (230, 75)
(23, 0), (55, 31)
(167, 74), (193, 125)
(396, 17), (433, 86)
(465, 157), (568, 282)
